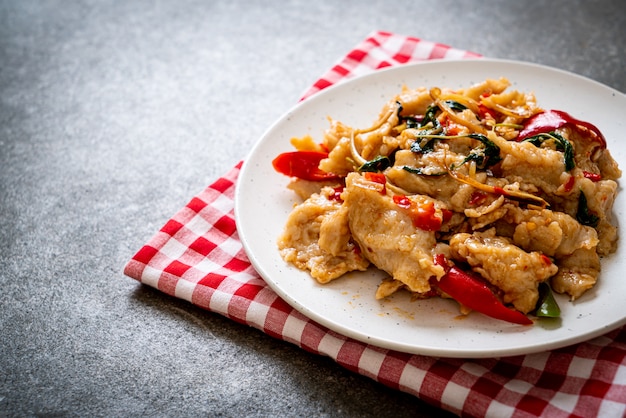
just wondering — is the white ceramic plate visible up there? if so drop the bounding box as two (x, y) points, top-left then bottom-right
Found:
(235, 59), (626, 358)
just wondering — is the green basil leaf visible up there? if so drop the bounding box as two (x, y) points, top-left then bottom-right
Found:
(462, 133), (502, 169)
(410, 138), (437, 154)
(576, 191), (600, 227)
(443, 100), (467, 112)
(358, 155), (391, 172)
(523, 131), (575, 172)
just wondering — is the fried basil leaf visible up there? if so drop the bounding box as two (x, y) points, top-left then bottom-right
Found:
(523, 131), (575, 171)
(358, 155), (392, 172)
(410, 138), (437, 154)
(576, 191), (599, 227)
(461, 133), (502, 169)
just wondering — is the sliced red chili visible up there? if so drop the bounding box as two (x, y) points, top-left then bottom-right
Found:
(583, 171), (602, 182)
(477, 103), (499, 120)
(364, 172), (387, 194)
(364, 172), (386, 184)
(433, 253), (449, 270)
(272, 151), (339, 181)
(432, 255), (533, 325)
(392, 195), (412, 209)
(444, 116), (463, 135)
(393, 196), (443, 231)
(328, 186), (344, 202)
(414, 201), (441, 231)
(492, 186), (507, 196)
(540, 254), (553, 266)
(468, 191), (488, 206)
(517, 109), (606, 148)
(563, 174), (576, 192)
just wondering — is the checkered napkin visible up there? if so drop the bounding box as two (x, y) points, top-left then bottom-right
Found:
(124, 31), (626, 417)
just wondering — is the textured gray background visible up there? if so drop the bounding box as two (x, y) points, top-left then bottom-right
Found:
(1, 1), (624, 416)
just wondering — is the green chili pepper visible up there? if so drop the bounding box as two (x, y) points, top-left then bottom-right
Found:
(535, 282), (561, 318)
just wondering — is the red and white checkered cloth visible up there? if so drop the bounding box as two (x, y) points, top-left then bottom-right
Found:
(124, 31), (626, 417)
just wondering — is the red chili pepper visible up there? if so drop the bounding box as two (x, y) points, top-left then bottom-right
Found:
(432, 255), (533, 325)
(540, 254), (553, 266)
(468, 191), (488, 206)
(517, 109), (606, 148)
(272, 151), (340, 181)
(583, 171), (602, 182)
(393, 195), (443, 231)
(493, 186), (507, 196)
(364, 172), (387, 194)
(477, 103), (498, 120)
(444, 116), (462, 136)
(433, 253), (449, 269)
(392, 195), (412, 209)
(414, 201), (442, 231)
(364, 171), (386, 184)
(563, 174), (576, 192)
(328, 186), (344, 202)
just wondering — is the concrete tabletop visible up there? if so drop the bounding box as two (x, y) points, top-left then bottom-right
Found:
(1, 1), (624, 416)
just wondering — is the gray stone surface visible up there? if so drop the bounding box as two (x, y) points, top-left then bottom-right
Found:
(1, 0), (624, 416)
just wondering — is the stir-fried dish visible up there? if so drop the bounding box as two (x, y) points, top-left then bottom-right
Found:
(272, 78), (621, 325)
